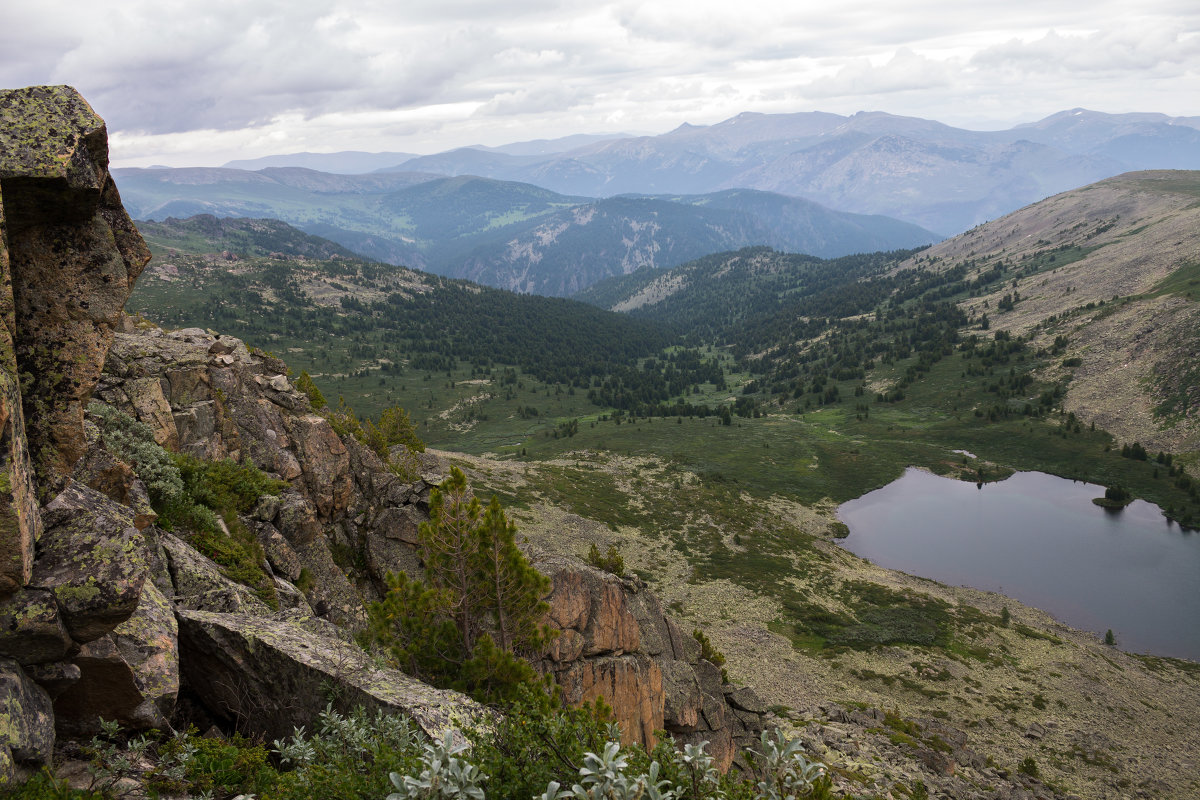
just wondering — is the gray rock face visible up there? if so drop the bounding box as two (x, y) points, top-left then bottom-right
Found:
(176, 610), (482, 741)
(53, 581), (179, 735)
(0, 658), (54, 784)
(157, 531), (270, 615)
(0, 86), (150, 491)
(30, 480), (147, 643)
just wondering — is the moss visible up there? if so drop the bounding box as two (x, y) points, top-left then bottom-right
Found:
(54, 576), (102, 603)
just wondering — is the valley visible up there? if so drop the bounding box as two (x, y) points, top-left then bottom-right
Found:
(121, 171), (1200, 797)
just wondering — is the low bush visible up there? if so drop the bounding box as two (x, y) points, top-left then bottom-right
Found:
(586, 542), (626, 575)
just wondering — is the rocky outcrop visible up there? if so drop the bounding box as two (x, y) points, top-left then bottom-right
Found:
(0, 86), (150, 491)
(176, 610), (481, 741)
(0, 88), (160, 777)
(536, 556), (767, 769)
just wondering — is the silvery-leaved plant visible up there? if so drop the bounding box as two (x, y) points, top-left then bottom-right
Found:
(388, 732), (486, 800)
(678, 741), (722, 800)
(273, 726), (317, 767)
(539, 741), (674, 800)
(750, 730), (826, 800)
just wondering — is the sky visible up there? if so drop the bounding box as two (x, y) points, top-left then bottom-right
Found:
(2, 0), (1198, 168)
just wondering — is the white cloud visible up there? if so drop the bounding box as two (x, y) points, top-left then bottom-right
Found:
(5, 0), (1196, 166)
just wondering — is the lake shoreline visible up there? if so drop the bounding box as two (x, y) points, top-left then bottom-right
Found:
(837, 466), (1200, 661)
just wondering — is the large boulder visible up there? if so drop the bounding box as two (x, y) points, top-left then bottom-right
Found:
(176, 610), (482, 741)
(29, 481), (147, 643)
(0, 86), (151, 490)
(157, 531), (270, 615)
(53, 581), (179, 735)
(0, 588), (72, 665)
(0, 658), (55, 783)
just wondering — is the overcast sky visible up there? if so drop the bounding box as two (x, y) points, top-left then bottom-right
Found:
(3, 0), (1198, 168)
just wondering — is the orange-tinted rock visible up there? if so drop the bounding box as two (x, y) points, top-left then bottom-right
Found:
(554, 654), (664, 749)
(542, 559), (640, 660)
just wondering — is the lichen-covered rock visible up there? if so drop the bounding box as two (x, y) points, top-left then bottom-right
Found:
(30, 480), (147, 643)
(251, 520), (302, 582)
(157, 531), (270, 615)
(0, 657), (55, 783)
(53, 581), (178, 735)
(0, 186), (42, 596)
(0, 86), (151, 490)
(176, 609), (482, 741)
(0, 588), (71, 665)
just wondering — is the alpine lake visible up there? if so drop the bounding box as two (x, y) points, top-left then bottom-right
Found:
(838, 467), (1200, 661)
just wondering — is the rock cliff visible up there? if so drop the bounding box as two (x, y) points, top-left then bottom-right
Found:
(0, 86), (764, 785)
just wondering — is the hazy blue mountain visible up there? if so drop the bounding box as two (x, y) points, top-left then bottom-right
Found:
(470, 132), (635, 156)
(222, 151), (418, 173)
(142, 107), (1200, 239)
(115, 169), (938, 295)
(363, 108), (1200, 234)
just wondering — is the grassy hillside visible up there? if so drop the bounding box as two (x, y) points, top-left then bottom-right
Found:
(894, 170), (1200, 455)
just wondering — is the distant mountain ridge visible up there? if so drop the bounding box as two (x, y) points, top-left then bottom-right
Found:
(374, 108), (1200, 234)
(113, 170), (938, 296)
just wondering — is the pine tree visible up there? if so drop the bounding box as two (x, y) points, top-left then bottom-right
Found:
(373, 466), (559, 700)
(368, 572), (461, 681)
(419, 466), (484, 654)
(475, 496), (553, 655)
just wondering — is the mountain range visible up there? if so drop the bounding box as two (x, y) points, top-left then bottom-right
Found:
(113, 107), (1200, 298)
(113, 170), (939, 296)
(272, 108), (1200, 234)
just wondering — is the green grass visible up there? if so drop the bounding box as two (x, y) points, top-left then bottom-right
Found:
(1150, 260), (1200, 300)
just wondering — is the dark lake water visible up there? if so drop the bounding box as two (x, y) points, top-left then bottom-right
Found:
(837, 468), (1200, 661)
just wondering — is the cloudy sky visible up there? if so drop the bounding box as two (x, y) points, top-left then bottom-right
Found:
(3, 0), (1198, 167)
